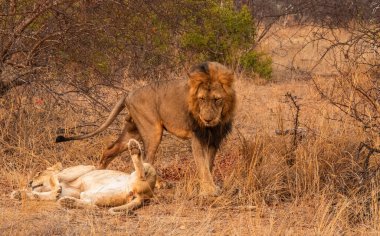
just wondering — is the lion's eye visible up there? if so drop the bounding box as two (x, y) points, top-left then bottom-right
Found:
(215, 98), (223, 104)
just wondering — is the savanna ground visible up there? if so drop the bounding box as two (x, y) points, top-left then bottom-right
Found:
(1, 25), (380, 235)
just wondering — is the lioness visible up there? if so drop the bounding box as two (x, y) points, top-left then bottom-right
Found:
(11, 139), (156, 214)
(56, 62), (235, 196)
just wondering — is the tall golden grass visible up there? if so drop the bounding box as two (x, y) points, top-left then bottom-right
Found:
(1, 26), (379, 235)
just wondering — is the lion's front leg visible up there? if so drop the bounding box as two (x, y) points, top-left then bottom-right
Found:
(191, 138), (220, 197)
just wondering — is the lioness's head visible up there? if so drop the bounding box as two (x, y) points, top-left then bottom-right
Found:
(28, 162), (62, 191)
(188, 62), (235, 127)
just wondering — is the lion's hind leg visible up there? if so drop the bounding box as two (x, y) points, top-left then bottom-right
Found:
(99, 116), (140, 169)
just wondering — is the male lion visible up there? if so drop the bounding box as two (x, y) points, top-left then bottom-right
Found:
(56, 61), (235, 196)
(11, 139), (156, 214)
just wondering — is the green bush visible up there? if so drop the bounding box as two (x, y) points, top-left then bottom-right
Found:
(181, 3), (253, 62)
(180, 1), (272, 79)
(240, 51), (272, 79)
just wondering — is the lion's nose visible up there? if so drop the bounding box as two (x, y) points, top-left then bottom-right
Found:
(28, 181), (33, 187)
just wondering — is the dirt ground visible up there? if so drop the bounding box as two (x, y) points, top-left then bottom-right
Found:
(1, 190), (319, 235)
(1, 25), (379, 235)
(0, 79), (320, 235)
(0, 79), (357, 236)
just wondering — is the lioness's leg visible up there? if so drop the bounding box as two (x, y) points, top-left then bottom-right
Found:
(191, 137), (219, 196)
(11, 187), (62, 201)
(16, 175), (62, 201)
(31, 188), (62, 200)
(108, 196), (144, 215)
(11, 189), (40, 200)
(57, 165), (95, 182)
(99, 117), (140, 169)
(58, 196), (95, 209)
(128, 139), (145, 179)
(11, 189), (37, 200)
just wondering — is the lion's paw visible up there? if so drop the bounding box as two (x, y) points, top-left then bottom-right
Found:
(11, 190), (22, 200)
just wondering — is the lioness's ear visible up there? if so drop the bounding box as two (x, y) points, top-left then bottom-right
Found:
(50, 162), (63, 171)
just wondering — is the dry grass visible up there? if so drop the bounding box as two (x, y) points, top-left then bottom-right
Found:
(1, 26), (380, 235)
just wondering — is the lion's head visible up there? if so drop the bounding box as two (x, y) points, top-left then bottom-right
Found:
(29, 162), (62, 191)
(188, 61), (235, 128)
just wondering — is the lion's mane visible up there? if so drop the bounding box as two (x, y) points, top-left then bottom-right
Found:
(187, 62), (236, 147)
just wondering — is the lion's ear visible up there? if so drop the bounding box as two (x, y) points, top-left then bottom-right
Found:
(189, 62), (209, 75)
(188, 72), (205, 92)
(217, 67), (234, 88)
(188, 62), (209, 83)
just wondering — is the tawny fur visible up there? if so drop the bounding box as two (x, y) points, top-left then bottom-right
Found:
(11, 139), (156, 214)
(55, 61), (235, 196)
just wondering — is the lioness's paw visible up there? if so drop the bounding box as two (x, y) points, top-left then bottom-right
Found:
(108, 208), (137, 217)
(155, 178), (174, 189)
(58, 197), (77, 209)
(199, 185), (221, 198)
(55, 186), (62, 199)
(128, 139), (141, 155)
(11, 190), (22, 200)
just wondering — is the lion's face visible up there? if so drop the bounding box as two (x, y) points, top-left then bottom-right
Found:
(188, 62), (235, 128)
(196, 82), (226, 127)
(29, 163), (62, 191)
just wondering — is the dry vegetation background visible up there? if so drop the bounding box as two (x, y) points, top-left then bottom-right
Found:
(1, 1), (380, 235)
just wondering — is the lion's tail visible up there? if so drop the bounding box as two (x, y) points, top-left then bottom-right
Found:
(56, 95), (127, 143)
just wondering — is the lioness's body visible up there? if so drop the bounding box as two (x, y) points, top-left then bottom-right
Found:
(12, 140), (156, 214)
(58, 167), (154, 207)
(56, 62), (235, 196)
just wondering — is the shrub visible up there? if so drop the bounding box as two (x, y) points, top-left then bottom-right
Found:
(240, 51), (273, 79)
(180, 1), (272, 79)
